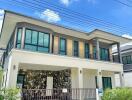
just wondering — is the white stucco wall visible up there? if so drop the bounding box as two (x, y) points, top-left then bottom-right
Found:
(124, 72), (132, 87)
(115, 74), (121, 87)
(11, 49), (123, 72)
(83, 70), (116, 89)
(71, 68), (79, 88)
(83, 69), (97, 88)
(3, 49), (122, 88)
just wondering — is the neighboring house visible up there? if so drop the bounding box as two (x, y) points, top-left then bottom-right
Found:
(0, 10), (131, 99)
(113, 43), (132, 87)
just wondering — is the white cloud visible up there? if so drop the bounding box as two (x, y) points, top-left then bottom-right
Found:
(87, 0), (97, 4)
(35, 9), (61, 22)
(122, 34), (132, 39)
(60, 0), (78, 6)
(60, 0), (70, 6)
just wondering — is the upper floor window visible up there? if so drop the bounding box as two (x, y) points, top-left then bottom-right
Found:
(16, 28), (22, 49)
(73, 41), (79, 57)
(38, 32), (50, 52)
(84, 43), (89, 58)
(93, 46), (97, 59)
(122, 55), (132, 65)
(25, 29), (38, 51)
(100, 48), (109, 61)
(59, 38), (67, 55)
(24, 29), (50, 53)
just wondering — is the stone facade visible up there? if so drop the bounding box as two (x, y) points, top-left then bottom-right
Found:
(18, 69), (71, 89)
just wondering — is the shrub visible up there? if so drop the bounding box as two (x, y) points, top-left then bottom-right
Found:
(102, 88), (132, 100)
(0, 88), (20, 100)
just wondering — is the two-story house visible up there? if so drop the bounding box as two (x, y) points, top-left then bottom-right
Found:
(113, 43), (132, 87)
(0, 10), (131, 99)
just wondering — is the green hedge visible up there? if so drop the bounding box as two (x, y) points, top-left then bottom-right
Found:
(102, 88), (132, 100)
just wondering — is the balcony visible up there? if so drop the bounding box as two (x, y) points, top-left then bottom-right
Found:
(9, 49), (123, 72)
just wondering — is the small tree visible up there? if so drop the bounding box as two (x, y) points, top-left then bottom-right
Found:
(102, 88), (132, 100)
(4, 88), (20, 100)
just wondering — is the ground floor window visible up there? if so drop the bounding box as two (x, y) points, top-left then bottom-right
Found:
(102, 77), (112, 90)
(17, 74), (25, 88)
(95, 76), (112, 90)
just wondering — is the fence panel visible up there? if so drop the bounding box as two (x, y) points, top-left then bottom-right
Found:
(21, 88), (96, 100)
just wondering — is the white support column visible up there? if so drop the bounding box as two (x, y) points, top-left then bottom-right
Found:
(78, 68), (83, 100)
(119, 72), (125, 87)
(97, 69), (103, 100)
(109, 45), (113, 62)
(96, 39), (100, 60)
(117, 43), (122, 63)
(13, 28), (18, 48)
(71, 68), (83, 100)
(78, 68), (83, 88)
(97, 69), (102, 89)
(6, 56), (18, 88)
(49, 33), (53, 53)
(21, 27), (26, 49)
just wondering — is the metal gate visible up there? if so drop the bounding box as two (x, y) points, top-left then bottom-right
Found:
(21, 88), (96, 100)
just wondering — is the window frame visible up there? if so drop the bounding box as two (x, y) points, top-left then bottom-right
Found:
(122, 55), (132, 65)
(24, 28), (50, 53)
(93, 46), (97, 59)
(17, 74), (25, 88)
(73, 40), (79, 57)
(84, 42), (90, 58)
(16, 28), (22, 49)
(100, 47), (110, 61)
(122, 56), (127, 64)
(59, 37), (67, 55)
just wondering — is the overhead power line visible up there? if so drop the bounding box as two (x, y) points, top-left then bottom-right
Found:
(26, 1), (132, 29)
(1, 0), (131, 33)
(1, 0), (132, 35)
(12, 0), (130, 33)
(1, 0), (99, 32)
(127, 0), (132, 3)
(114, 0), (132, 7)
(32, 0), (132, 31)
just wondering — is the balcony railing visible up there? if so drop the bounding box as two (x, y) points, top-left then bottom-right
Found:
(21, 88), (96, 100)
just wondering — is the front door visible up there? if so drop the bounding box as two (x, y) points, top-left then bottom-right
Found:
(102, 77), (112, 90)
(46, 77), (53, 96)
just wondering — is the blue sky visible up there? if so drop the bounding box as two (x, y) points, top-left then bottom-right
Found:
(0, 0), (132, 38)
